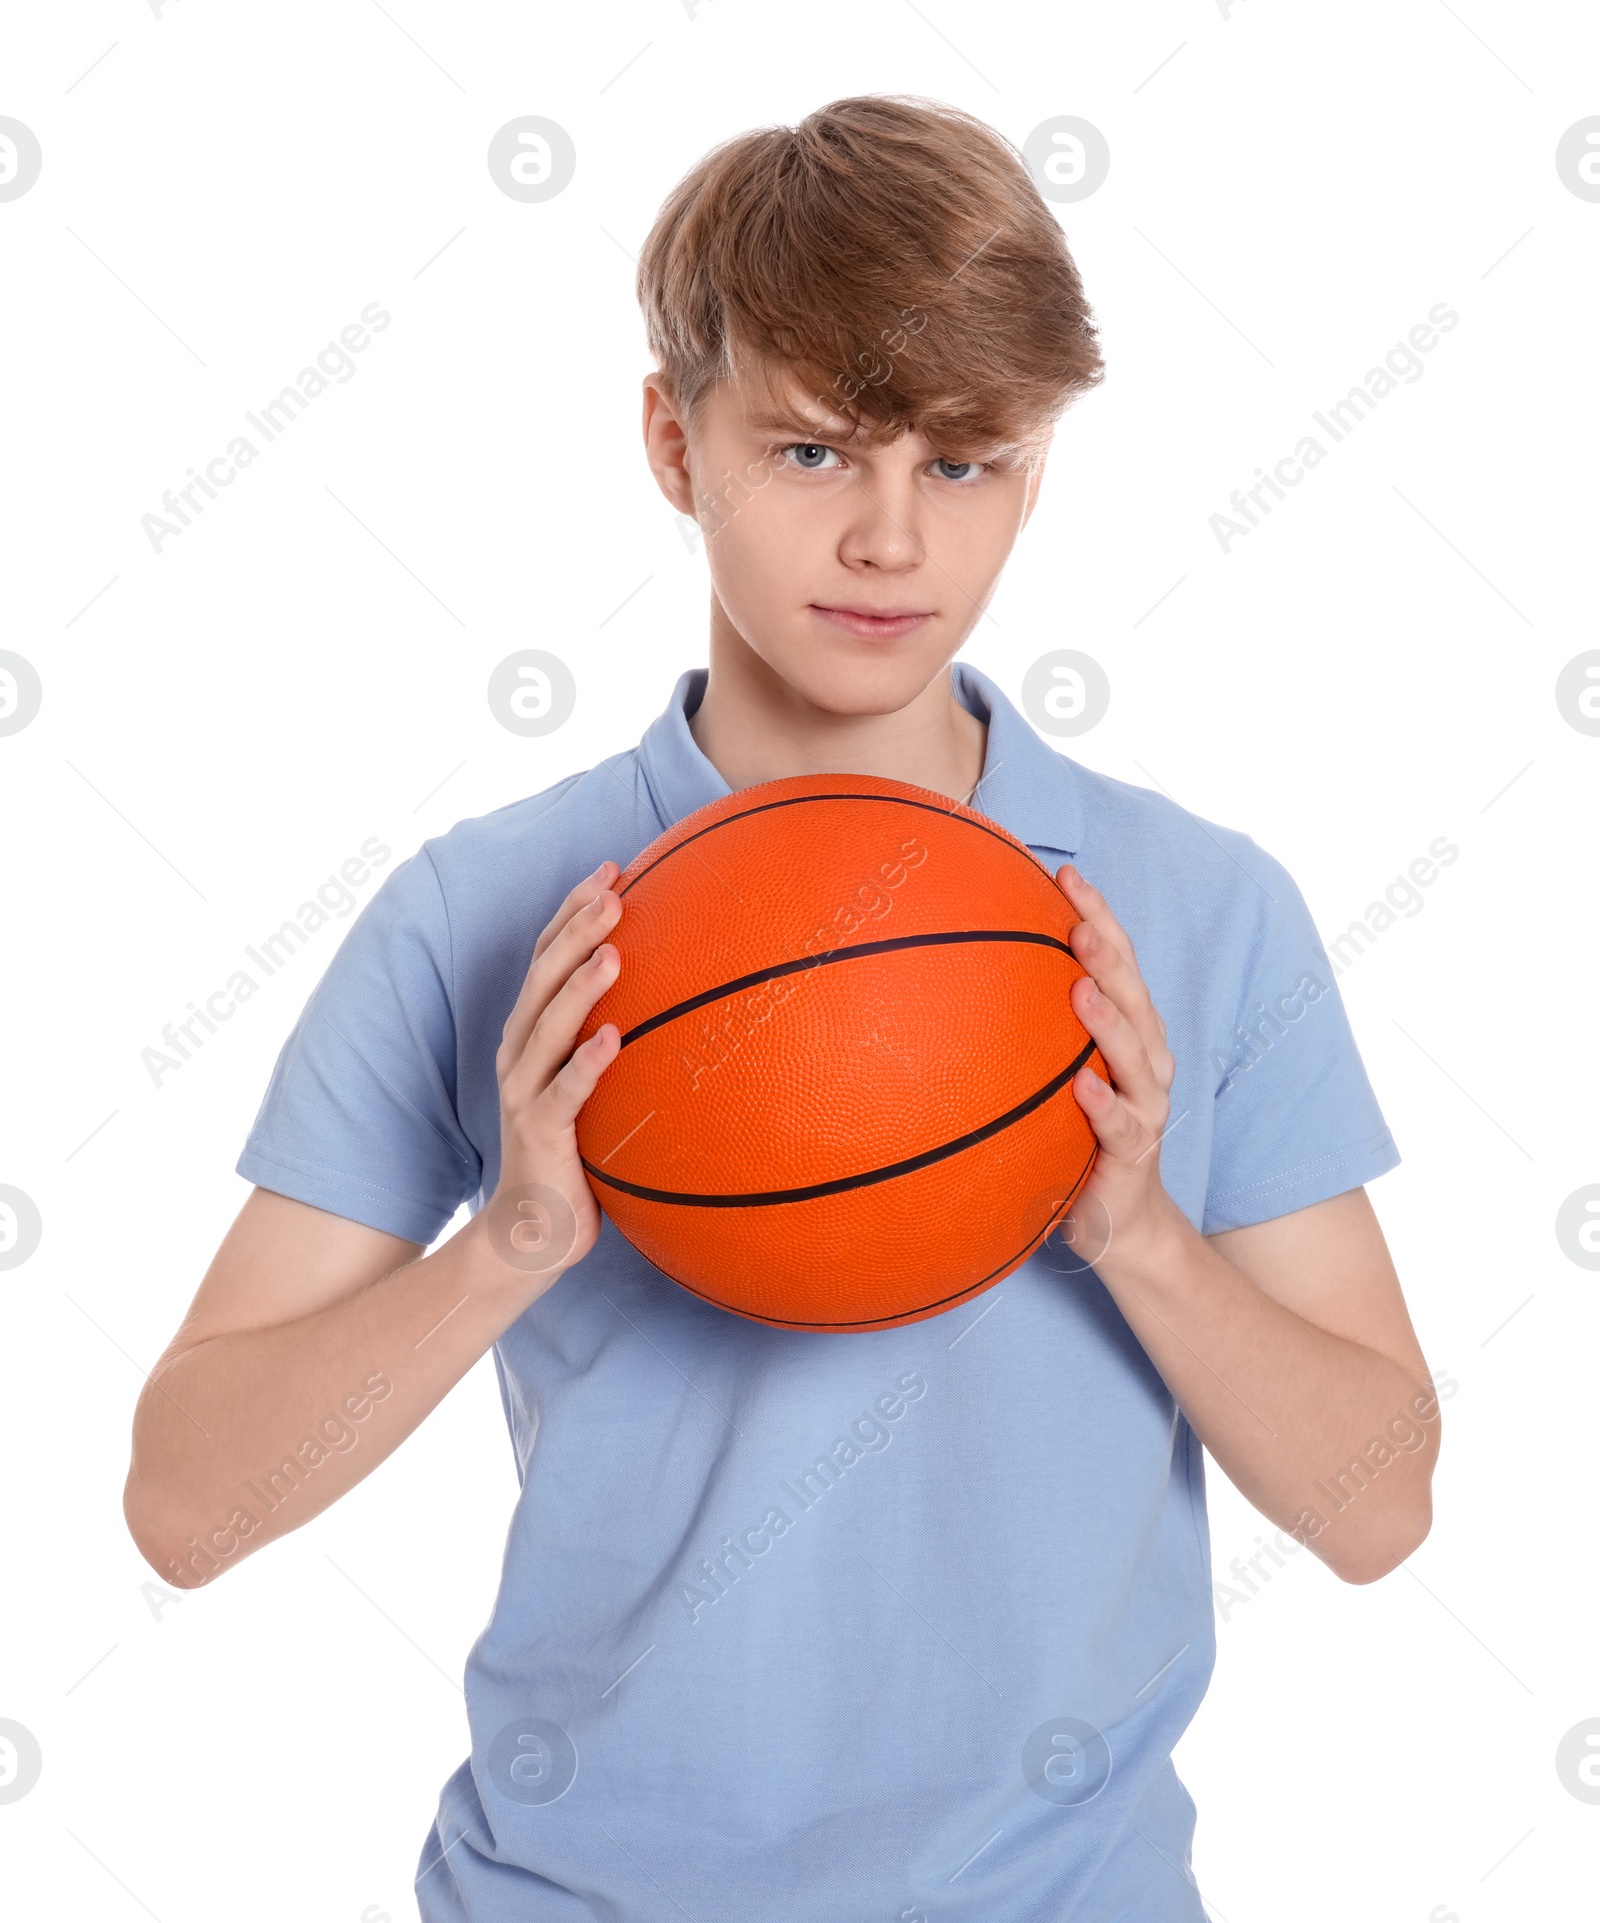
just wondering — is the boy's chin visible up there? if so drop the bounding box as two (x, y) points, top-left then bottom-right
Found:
(767, 644), (957, 718)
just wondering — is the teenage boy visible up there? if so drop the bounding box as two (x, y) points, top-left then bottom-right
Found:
(126, 94), (1439, 1920)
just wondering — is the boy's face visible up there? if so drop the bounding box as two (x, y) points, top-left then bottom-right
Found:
(643, 367), (1046, 718)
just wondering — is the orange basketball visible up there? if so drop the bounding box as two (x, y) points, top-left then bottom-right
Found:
(573, 772), (1109, 1331)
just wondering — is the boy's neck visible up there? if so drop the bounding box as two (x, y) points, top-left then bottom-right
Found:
(686, 609), (989, 807)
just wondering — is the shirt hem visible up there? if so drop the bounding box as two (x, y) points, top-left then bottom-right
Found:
(235, 1143), (462, 1246)
(1200, 1128), (1400, 1235)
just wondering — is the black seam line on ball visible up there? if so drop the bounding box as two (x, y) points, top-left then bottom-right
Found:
(652, 1145), (1100, 1329)
(580, 1036), (1099, 1208)
(617, 928), (1079, 1049)
(620, 790), (1051, 900)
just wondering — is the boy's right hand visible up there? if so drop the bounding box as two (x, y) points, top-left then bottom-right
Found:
(125, 856), (630, 1585)
(478, 858), (625, 1286)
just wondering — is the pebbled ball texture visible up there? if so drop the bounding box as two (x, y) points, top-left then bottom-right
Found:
(574, 772), (1108, 1331)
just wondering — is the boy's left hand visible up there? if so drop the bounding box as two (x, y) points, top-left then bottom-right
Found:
(1056, 863), (1184, 1267)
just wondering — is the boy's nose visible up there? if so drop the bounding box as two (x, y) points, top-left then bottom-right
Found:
(835, 484), (927, 571)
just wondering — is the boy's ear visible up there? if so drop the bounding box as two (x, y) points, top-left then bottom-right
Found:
(642, 372), (696, 518)
(1020, 455), (1048, 529)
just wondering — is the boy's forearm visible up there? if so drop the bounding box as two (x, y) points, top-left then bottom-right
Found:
(1051, 866), (1435, 1585)
(1094, 1208), (1438, 1584)
(125, 1217), (555, 1587)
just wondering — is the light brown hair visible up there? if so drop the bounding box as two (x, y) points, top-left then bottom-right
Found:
(636, 94), (1105, 469)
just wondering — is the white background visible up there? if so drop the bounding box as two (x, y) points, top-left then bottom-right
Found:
(2, 2), (1597, 1919)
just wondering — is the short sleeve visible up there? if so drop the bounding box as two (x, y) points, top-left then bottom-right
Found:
(235, 847), (482, 1245)
(1201, 855), (1399, 1235)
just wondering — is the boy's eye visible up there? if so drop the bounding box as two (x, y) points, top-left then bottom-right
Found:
(782, 442), (841, 471)
(774, 444), (990, 482)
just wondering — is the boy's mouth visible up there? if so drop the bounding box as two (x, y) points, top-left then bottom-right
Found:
(809, 603), (933, 640)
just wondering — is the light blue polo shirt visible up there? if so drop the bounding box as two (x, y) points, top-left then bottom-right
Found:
(237, 661), (1398, 1920)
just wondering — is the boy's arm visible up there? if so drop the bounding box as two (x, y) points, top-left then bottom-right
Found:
(1110, 1186), (1435, 1584)
(1056, 865), (1438, 1586)
(126, 1189), (534, 1586)
(124, 860), (628, 1586)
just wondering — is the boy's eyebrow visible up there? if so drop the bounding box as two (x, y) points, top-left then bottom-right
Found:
(744, 407), (1007, 465)
(740, 401), (870, 441)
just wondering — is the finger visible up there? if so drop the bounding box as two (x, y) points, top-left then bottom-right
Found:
(1057, 865), (1138, 970)
(1067, 917), (1144, 1024)
(502, 879), (620, 1064)
(519, 938), (623, 1096)
(1070, 972), (1166, 1112)
(1072, 1060), (1149, 1162)
(532, 860), (618, 962)
(539, 1020), (623, 1133)
(1067, 919), (1175, 1088)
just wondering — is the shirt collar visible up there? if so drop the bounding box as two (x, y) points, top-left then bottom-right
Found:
(952, 660), (1083, 858)
(635, 660), (1083, 858)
